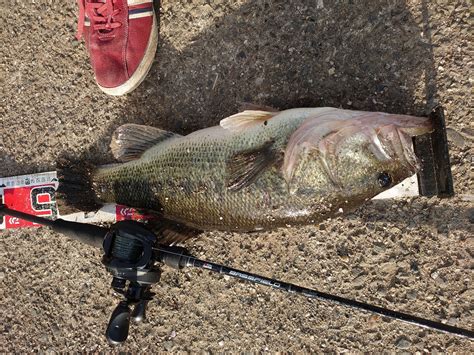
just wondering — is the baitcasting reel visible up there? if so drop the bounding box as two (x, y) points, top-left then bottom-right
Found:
(101, 221), (161, 345)
(0, 204), (472, 346)
(100, 220), (195, 344)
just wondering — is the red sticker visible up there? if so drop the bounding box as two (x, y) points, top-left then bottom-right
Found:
(3, 184), (57, 229)
(115, 205), (155, 222)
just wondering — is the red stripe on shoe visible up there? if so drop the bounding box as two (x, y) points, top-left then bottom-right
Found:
(128, 3), (153, 11)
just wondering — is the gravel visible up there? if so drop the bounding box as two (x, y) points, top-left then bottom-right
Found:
(1, 0), (473, 352)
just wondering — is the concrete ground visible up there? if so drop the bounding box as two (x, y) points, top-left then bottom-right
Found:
(1, 0), (472, 352)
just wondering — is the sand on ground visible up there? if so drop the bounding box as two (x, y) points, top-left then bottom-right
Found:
(1, 0), (472, 352)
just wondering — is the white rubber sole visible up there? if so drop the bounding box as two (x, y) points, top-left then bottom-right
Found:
(98, 13), (158, 96)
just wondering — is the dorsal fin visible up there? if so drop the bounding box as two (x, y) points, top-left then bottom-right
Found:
(110, 124), (181, 162)
(220, 110), (278, 132)
(226, 140), (280, 191)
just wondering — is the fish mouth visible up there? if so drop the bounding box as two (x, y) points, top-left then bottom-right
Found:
(376, 116), (433, 173)
(395, 129), (421, 173)
(396, 115), (433, 137)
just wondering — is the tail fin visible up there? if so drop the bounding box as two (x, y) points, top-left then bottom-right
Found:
(56, 157), (102, 214)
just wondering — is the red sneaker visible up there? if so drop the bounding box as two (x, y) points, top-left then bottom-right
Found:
(76, 0), (158, 96)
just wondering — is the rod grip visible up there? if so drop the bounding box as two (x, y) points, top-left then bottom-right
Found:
(51, 219), (108, 248)
(0, 205), (107, 248)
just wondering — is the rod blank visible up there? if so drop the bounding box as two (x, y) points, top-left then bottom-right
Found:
(156, 246), (474, 340)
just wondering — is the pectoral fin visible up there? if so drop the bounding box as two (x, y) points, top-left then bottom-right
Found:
(110, 124), (181, 162)
(226, 140), (280, 191)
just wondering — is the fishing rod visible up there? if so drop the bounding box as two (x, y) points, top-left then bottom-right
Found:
(0, 204), (472, 345)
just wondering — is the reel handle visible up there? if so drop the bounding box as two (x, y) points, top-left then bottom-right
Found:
(131, 300), (148, 323)
(106, 301), (131, 346)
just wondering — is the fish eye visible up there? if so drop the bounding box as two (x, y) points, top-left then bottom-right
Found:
(377, 172), (392, 188)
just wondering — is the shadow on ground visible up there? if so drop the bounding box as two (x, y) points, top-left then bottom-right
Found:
(81, 1), (439, 160)
(79, 0), (448, 224)
(132, 0), (437, 129)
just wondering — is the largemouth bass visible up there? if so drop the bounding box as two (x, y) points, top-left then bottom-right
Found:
(58, 107), (432, 236)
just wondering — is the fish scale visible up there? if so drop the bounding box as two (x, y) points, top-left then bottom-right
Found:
(61, 107), (432, 233)
(94, 116), (306, 230)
